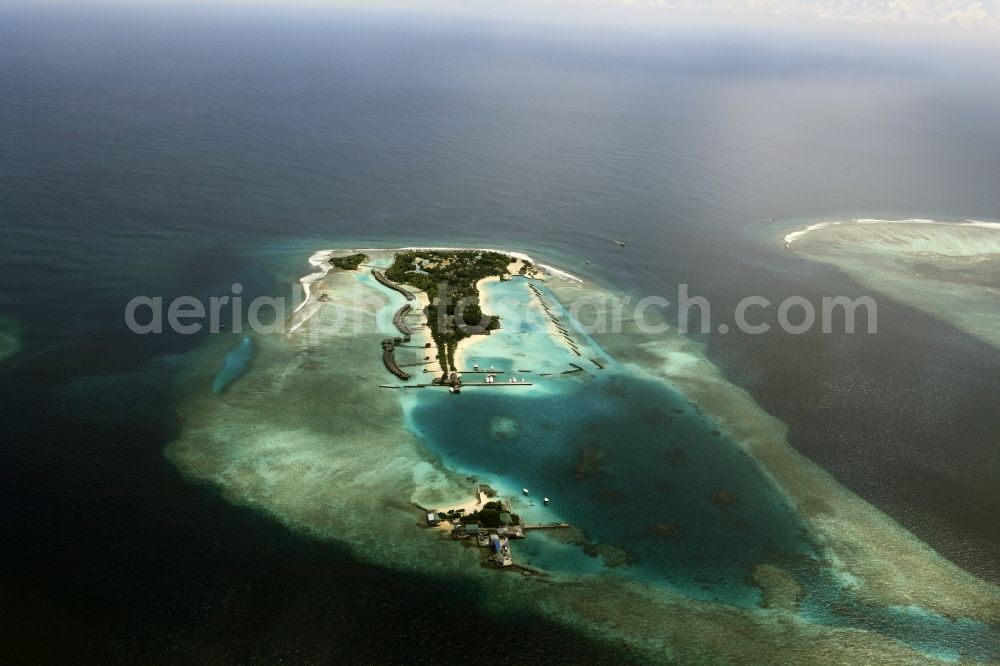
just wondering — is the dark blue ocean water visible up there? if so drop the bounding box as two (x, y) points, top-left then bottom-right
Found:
(3, 4), (1000, 661)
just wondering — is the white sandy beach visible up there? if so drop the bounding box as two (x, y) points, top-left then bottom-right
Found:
(452, 275), (500, 371)
(428, 487), (487, 533)
(783, 217), (1000, 245)
(289, 247), (583, 341)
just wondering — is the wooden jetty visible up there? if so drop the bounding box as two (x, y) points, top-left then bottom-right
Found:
(379, 382), (532, 389)
(393, 304), (415, 335)
(381, 339), (411, 380)
(523, 523), (572, 531)
(372, 269), (415, 301)
(527, 282), (582, 354)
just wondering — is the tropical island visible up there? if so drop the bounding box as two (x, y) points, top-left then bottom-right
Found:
(165, 244), (1000, 662)
(328, 252), (368, 270)
(427, 492), (534, 570)
(383, 250), (521, 371)
(456, 500), (522, 528)
(307, 247), (568, 390)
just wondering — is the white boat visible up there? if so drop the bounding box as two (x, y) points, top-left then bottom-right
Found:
(543, 497), (550, 504)
(522, 488), (529, 495)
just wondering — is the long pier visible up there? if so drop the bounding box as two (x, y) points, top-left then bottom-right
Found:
(393, 304), (415, 335)
(527, 283), (582, 356)
(372, 269), (415, 301)
(381, 339), (411, 380)
(379, 382), (532, 389)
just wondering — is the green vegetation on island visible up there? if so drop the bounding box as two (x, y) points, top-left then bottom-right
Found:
(385, 250), (509, 372)
(459, 501), (521, 528)
(329, 253), (368, 270)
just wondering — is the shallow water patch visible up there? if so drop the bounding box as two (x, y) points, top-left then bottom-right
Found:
(212, 336), (253, 394)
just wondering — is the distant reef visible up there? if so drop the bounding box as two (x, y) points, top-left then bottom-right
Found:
(777, 217), (1000, 351)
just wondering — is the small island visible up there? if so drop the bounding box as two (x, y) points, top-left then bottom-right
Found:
(425, 491), (550, 570)
(309, 247), (571, 391)
(299, 245), (591, 400)
(384, 250), (519, 372)
(328, 253), (368, 270)
(456, 500), (522, 528)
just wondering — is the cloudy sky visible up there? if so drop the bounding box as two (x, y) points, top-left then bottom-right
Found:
(347, 0), (999, 29)
(270, 0), (1000, 30)
(553, 0), (999, 27)
(13, 0), (998, 29)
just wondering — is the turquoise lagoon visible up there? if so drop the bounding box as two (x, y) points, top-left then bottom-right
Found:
(405, 277), (816, 604)
(399, 275), (1000, 658)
